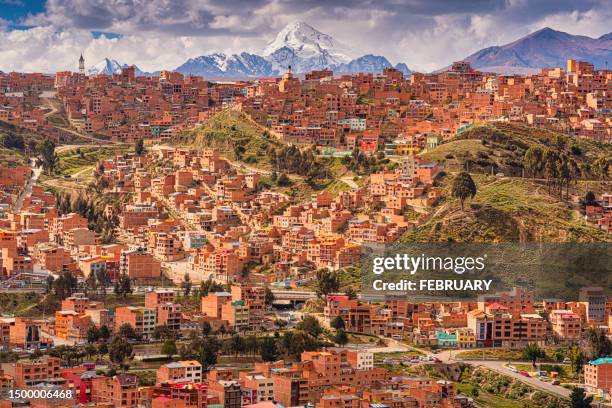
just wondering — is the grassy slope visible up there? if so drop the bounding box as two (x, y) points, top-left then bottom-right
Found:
(403, 174), (609, 242)
(174, 110), (353, 198)
(420, 122), (611, 177)
(0, 121), (39, 166)
(55, 146), (127, 175)
(175, 110), (282, 170)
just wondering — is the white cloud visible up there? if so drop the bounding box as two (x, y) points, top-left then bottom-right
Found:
(1, 0), (610, 73)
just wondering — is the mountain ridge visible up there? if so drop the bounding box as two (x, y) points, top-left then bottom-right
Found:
(455, 27), (612, 73)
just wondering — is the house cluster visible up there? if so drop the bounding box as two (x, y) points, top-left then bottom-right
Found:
(325, 287), (611, 348)
(2, 57), (608, 150)
(584, 192), (612, 233)
(241, 59), (611, 151)
(52, 68), (242, 142)
(0, 349), (476, 408)
(91, 145), (441, 289)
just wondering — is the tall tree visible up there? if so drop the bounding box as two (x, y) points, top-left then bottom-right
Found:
(331, 316), (345, 330)
(570, 388), (593, 408)
(334, 329), (349, 346)
(296, 316), (323, 338)
(161, 340), (177, 360)
(135, 139), (145, 156)
(522, 343), (545, 367)
(108, 336), (133, 369)
(38, 139), (57, 174)
(523, 146), (544, 178)
(592, 156), (610, 181)
(451, 172), (477, 210)
(182, 273), (192, 296)
(315, 268), (339, 298)
(260, 337), (278, 362)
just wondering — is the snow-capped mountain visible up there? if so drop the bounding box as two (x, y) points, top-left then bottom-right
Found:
(174, 22), (412, 78)
(334, 54), (412, 75)
(453, 27), (612, 74)
(88, 58), (146, 76)
(263, 21), (352, 72)
(176, 53), (273, 77)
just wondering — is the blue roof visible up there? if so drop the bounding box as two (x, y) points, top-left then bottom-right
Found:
(590, 358), (612, 365)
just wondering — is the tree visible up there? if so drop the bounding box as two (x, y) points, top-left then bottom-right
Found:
(451, 172), (477, 210)
(153, 325), (174, 341)
(297, 316), (323, 338)
(118, 323), (139, 340)
(45, 275), (55, 293)
(584, 191), (597, 205)
(181, 273), (192, 296)
(330, 316), (345, 330)
(197, 336), (220, 370)
(38, 139), (57, 174)
(97, 343), (108, 356)
(87, 326), (101, 343)
(135, 139), (145, 156)
(52, 271), (77, 300)
(277, 172), (290, 186)
(523, 146), (544, 178)
(85, 344), (97, 359)
(570, 388), (593, 408)
(264, 286), (275, 307)
(522, 343), (545, 367)
(273, 319), (288, 329)
(260, 337), (278, 362)
(201, 321), (212, 337)
(315, 268), (339, 298)
(99, 325), (111, 340)
(228, 334), (245, 356)
(344, 287), (357, 299)
(161, 340), (177, 360)
(581, 327), (612, 359)
(592, 156), (610, 181)
(115, 273), (132, 299)
(334, 329), (349, 346)
(108, 336), (133, 369)
(199, 278), (223, 297)
(568, 346), (586, 374)
(95, 267), (110, 298)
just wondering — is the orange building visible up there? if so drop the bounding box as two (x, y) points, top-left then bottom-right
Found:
(120, 247), (161, 279)
(91, 373), (139, 407)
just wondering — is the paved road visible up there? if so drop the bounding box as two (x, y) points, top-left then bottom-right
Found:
(471, 359), (571, 398)
(383, 341), (571, 398)
(341, 176), (359, 189)
(429, 347), (571, 398)
(14, 158), (42, 212)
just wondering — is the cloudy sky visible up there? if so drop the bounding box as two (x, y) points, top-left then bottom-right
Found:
(0, 0), (610, 73)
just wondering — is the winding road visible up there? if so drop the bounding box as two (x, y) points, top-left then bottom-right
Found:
(13, 158), (42, 212)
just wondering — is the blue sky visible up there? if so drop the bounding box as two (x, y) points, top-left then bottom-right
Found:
(0, 0), (45, 25)
(0, 0), (610, 73)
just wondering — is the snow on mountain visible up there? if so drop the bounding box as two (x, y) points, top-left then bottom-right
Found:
(263, 21), (352, 72)
(174, 22), (412, 78)
(334, 54), (392, 73)
(88, 58), (146, 76)
(455, 27), (612, 73)
(176, 53), (274, 78)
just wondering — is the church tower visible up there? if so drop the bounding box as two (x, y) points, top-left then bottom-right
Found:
(79, 54), (85, 74)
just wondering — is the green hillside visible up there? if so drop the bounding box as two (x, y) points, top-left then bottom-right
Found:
(174, 110), (283, 169)
(403, 174), (609, 242)
(421, 122), (611, 178)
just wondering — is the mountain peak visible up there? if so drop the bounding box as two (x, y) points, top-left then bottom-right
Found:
(263, 21), (352, 62)
(454, 26), (612, 74)
(526, 27), (568, 40)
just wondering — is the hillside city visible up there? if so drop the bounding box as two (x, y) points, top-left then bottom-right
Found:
(0, 46), (610, 408)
